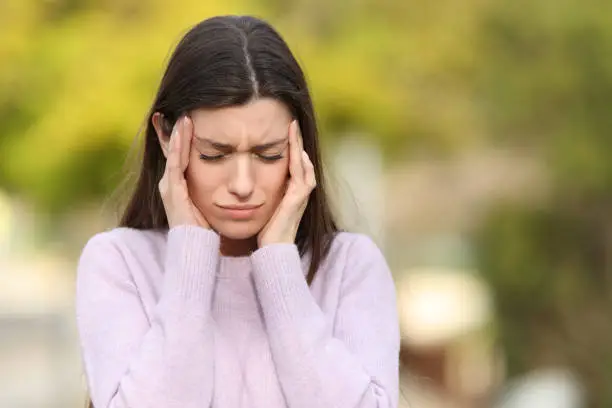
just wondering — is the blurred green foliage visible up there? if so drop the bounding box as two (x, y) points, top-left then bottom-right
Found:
(472, 1), (612, 406)
(0, 0), (485, 211)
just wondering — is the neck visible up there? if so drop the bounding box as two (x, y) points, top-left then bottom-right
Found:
(220, 236), (258, 257)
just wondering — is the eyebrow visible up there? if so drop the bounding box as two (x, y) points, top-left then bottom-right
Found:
(194, 135), (288, 152)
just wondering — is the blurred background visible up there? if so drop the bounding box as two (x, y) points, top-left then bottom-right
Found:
(1, 0), (611, 407)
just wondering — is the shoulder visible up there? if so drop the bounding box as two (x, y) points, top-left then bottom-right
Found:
(321, 232), (391, 282)
(80, 227), (164, 259)
(77, 227), (165, 283)
(328, 231), (386, 264)
(323, 232), (396, 297)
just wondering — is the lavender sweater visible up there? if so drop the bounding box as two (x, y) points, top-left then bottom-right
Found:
(76, 226), (400, 408)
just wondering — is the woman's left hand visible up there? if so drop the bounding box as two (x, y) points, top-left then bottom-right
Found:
(258, 120), (316, 248)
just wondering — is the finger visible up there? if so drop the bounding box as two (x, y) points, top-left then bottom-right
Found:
(166, 118), (183, 183)
(158, 174), (168, 198)
(288, 120), (304, 183)
(180, 115), (193, 172)
(296, 121), (303, 152)
(295, 122), (307, 180)
(302, 151), (316, 189)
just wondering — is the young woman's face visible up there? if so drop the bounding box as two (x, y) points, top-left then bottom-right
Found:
(185, 98), (291, 240)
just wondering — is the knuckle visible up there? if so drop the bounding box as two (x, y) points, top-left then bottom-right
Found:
(158, 179), (170, 196)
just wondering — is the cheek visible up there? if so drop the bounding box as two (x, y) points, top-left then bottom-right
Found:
(185, 161), (219, 199)
(256, 162), (288, 198)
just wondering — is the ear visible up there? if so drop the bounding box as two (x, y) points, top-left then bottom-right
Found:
(152, 112), (171, 158)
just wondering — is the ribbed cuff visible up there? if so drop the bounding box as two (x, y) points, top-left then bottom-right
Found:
(163, 225), (220, 303)
(250, 244), (314, 326)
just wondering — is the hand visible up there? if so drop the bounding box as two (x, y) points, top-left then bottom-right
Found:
(258, 120), (316, 248)
(158, 115), (210, 229)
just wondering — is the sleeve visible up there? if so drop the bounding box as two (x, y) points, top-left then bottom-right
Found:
(250, 234), (400, 408)
(75, 226), (219, 408)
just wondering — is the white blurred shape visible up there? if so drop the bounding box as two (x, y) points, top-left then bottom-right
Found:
(397, 267), (492, 348)
(494, 368), (584, 408)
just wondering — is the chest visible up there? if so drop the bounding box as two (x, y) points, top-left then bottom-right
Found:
(212, 323), (287, 408)
(211, 277), (289, 408)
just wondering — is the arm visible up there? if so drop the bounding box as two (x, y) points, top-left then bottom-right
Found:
(250, 235), (400, 408)
(76, 226), (218, 408)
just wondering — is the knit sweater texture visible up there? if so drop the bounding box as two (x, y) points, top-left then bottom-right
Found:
(76, 225), (400, 408)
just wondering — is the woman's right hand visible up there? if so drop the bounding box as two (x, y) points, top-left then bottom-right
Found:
(158, 115), (210, 229)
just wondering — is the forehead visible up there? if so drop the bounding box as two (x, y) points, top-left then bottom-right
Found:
(190, 98), (292, 145)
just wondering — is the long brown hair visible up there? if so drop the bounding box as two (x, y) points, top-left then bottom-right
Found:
(88, 15), (339, 408)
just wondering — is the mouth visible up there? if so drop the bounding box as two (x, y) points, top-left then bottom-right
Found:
(217, 204), (263, 220)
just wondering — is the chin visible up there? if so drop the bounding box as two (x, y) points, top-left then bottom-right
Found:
(212, 220), (263, 240)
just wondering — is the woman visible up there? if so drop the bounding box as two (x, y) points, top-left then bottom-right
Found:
(76, 15), (400, 408)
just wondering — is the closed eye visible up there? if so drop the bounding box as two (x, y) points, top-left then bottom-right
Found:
(257, 153), (284, 162)
(198, 152), (284, 162)
(199, 153), (225, 161)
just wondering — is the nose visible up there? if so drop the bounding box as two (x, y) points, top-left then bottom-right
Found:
(227, 154), (254, 199)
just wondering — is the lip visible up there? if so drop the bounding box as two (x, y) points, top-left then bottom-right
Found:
(217, 204), (262, 220)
